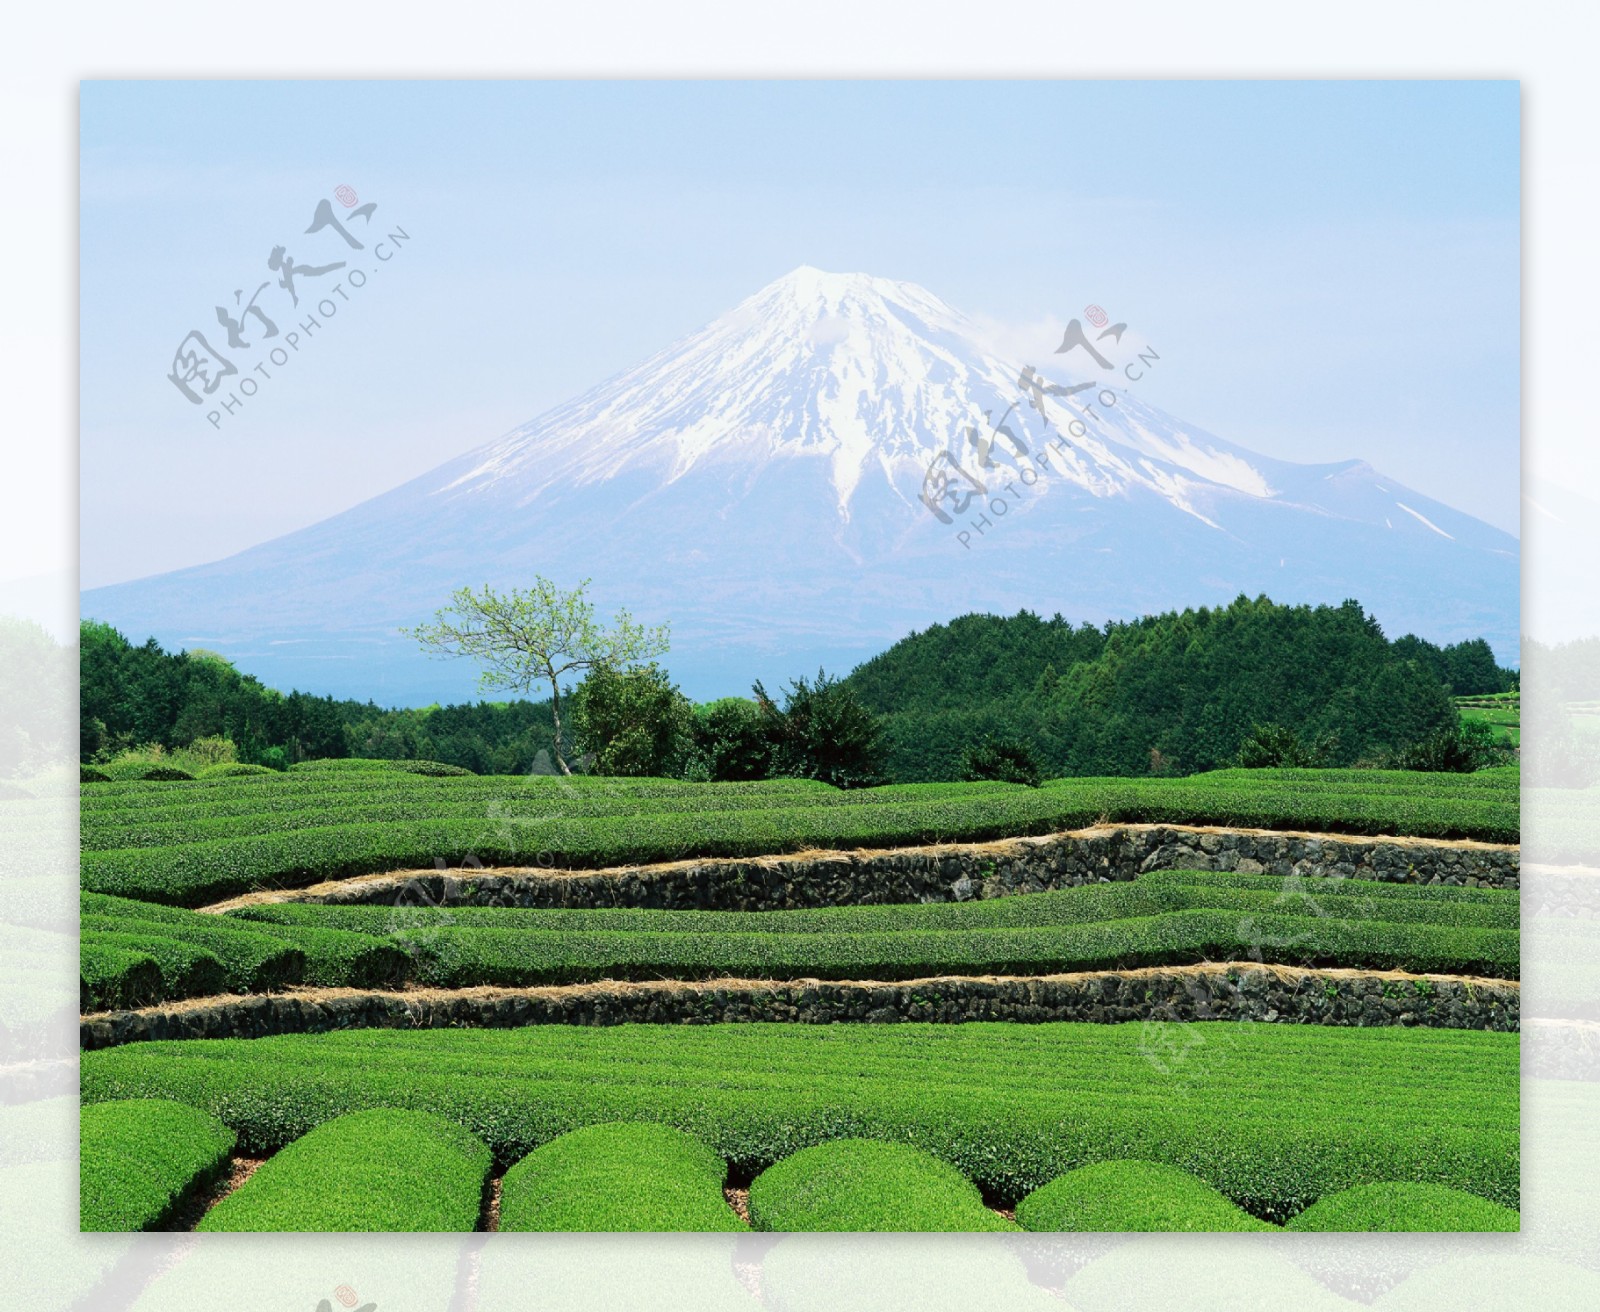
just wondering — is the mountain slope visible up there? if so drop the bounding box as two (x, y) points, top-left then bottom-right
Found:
(83, 267), (1518, 702)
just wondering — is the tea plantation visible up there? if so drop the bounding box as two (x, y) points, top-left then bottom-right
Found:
(77, 762), (1521, 1232)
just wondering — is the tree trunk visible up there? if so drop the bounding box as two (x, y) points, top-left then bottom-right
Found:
(548, 676), (572, 774)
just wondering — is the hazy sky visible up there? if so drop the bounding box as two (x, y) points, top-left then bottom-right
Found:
(81, 80), (1519, 589)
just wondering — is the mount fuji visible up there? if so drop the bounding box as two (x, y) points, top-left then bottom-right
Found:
(84, 267), (1518, 703)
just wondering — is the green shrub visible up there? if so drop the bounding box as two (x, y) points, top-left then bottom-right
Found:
(1015, 1159), (1274, 1231)
(288, 758), (476, 776)
(574, 663), (695, 778)
(689, 697), (774, 782)
(80, 943), (162, 1011)
(749, 1139), (1015, 1232)
(197, 1108), (491, 1232)
(82, 930), (227, 1002)
(99, 739), (233, 782)
(754, 670), (886, 789)
(80, 1098), (236, 1231)
(499, 1122), (743, 1232)
(82, 896), (303, 994)
(1234, 724), (1336, 769)
(1391, 721), (1512, 773)
(81, 1023), (1519, 1219)
(197, 763), (275, 779)
(1286, 1181), (1520, 1232)
(81, 765), (111, 784)
(962, 737), (1043, 788)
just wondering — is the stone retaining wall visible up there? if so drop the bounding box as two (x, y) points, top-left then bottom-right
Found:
(266, 825), (1518, 914)
(80, 966), (1519, 1050)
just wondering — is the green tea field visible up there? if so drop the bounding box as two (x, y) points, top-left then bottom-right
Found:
(78, 760), (1521, 1233)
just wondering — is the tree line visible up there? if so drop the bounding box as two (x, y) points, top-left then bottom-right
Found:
(846, 597), (1516, 781)
(79, 589), (1517, 783)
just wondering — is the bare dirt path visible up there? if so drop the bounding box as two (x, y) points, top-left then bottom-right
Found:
(163, 1155), (265, 1231)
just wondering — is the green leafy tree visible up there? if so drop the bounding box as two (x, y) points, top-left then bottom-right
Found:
(1390, 634), (1516, 696)
(689, 697), (774, 782)
(1233, 723), (1337, 769)
(754, 669), (885, 789)
(403, 580), (669, 773)
(573, 662), (693, 777)
(1391, 719), (1512, 773)
(961, 736), (1043, 787)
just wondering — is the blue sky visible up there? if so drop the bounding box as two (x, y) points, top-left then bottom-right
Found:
(81, 80), (1519, 589)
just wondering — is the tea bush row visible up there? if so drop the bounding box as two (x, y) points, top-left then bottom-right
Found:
(198, 1108), (490, 1232)
(1014, 1159), (1272, 1231)
(236, 869), (1519, 938)
(81, 780), (1517, 908)
(80, 893), (407, 1011)
(748, 1138), (1014, 1232)
(79, 1021), (1519, 1219)
(79, 1099), (235, 1231)
(498, 1122), (743, 1232)
(381, 911), (1517, 988)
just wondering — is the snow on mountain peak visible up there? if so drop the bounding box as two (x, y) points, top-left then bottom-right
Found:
(82, 273), (1520, 706)
(441, 265), (1032, 511)
(433, 267), (1298, 525)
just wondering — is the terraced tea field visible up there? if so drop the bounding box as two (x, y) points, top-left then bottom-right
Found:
(79, 765), (1518, 906)
(1456, 692), (1521, 747)
(79, 871), (1518, 1009)
(78, 762), (1521, 1232)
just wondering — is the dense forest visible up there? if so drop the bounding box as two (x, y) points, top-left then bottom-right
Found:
(79, 621), (558, 774)
(78, 596), (1517, 781)
(842, 597), (1517, 781)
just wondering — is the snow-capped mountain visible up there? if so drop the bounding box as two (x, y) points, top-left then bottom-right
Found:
(84, 267), (1518, 702)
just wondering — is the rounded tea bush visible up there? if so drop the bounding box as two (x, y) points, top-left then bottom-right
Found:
(197, 763), (276, 779)
(749, 1138), (1015, 1232)
(80, 1098), (236, 1231)
(1016, 1159), (1274, 1232)
(499, 1122), (743, 1232)
(199, 1107), (491, 1232)
(1286, 1181), (1519, 1232)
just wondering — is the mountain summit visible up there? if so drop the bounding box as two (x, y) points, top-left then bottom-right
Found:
(84, 268), (1518, 702)
(424, 266), (1301, 529)
(441, 265), (1044, 515)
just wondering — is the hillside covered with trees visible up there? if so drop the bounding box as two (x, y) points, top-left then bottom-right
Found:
(79, 594), (1515, 782)
(842, 597), (1517, 781)
(79, 621), (557, 774)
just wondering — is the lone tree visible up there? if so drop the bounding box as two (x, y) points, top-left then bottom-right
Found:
(403, 579), (669, 773)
